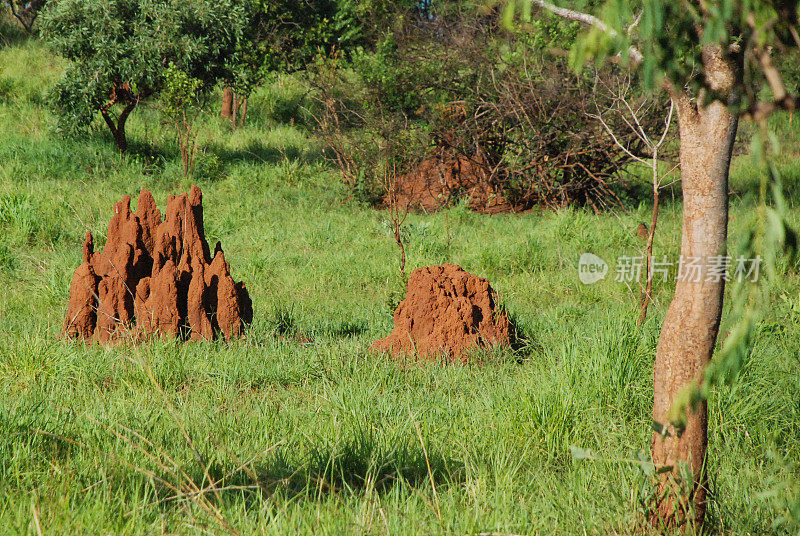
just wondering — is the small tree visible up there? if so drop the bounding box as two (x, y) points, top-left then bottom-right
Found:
(589, 74), (676, 325)
(220, 0), (423, 126)
(220, 0), (351, 126)
(161, 65), (203, 177)
(40, 0), (245, 153)
(379, 159), (411, 279)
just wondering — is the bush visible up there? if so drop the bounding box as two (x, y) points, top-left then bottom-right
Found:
(308, 3), (669, 212)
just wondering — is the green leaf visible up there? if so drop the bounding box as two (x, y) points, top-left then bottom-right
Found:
(502, 0), (517, 30)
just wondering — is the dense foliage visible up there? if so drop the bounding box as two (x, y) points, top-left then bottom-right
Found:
(309, 3), (668, 210)
(228, 0), (422, 97)
(255, 0), (412, 72)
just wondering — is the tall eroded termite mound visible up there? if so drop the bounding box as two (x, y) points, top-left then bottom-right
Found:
(62, 186), (252, 343)
(372, 264), (512, 361)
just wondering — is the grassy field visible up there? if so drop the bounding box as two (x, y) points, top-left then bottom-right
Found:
(1, 39), (799, 535)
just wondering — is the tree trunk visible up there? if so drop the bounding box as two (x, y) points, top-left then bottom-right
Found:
(238, 97), (248, 127)
(221, 87), (234, 119)
(637, 184), (658, 326)
(100, 102), (136, 154)
(638, 143), (663, 326)
(113, 127), (128, 154)
(652, 48), (739, 527)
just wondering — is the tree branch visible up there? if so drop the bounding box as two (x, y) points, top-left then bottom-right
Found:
(8, 1), (34, 33)
(99, 108), (118, 137)
(756, 47), (787, 102)
(627, 11), (643, 34)
(663, 79), (698, 125)
(589, 110), (651, 166)
(655, 100), (675, 149)
(746, 94), (799, 122)
(529, 0), (643, 63)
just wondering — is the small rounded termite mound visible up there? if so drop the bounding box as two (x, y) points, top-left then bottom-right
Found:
(371, 264), (513, 362)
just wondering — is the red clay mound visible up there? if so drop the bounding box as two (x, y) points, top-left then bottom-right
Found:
(62, 186), (252, 343)
(372, 264), (512, 361)
(389, 153), (524, 214)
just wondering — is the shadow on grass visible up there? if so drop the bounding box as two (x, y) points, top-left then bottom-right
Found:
(612, 175), (684, 211)
(122, 137), (325, 177)
(0, 21), (31, 47)
(504, 309), (542, 362)
(155, 432), (465, 510)
(311, 319), (369, 339)
(730, 158), (800, 206)
(207, 140), (323, 169)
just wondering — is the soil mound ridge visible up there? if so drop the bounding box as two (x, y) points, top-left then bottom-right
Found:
(62, 186), (252, 343)
(372, 264), (512, 361)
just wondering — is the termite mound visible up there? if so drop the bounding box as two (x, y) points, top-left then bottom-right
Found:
(62, 186), (252, 343)
(372, 264), (512, 361)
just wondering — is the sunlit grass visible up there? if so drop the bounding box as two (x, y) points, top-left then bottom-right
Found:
(0, 39), (798, 535)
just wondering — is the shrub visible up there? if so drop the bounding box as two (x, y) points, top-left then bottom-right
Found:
(308, 3), (669, 212)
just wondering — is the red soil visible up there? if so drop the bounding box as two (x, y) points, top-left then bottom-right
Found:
(389, 153), (523, 214)
(372, 264), (512, 361)
(62, 186), (252, 343)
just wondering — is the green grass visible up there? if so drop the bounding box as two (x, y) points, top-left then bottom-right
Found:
(1, 39), (799, 535)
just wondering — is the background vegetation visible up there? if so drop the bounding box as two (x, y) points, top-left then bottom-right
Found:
(0, 2), (799, 535)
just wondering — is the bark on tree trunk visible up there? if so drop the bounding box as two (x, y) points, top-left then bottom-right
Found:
(113, 127), (128, 154)
(221, 87), (234, 119)
(652, 48), (739, 527)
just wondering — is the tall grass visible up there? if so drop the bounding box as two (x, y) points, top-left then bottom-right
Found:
(0, 39), (798, 535)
